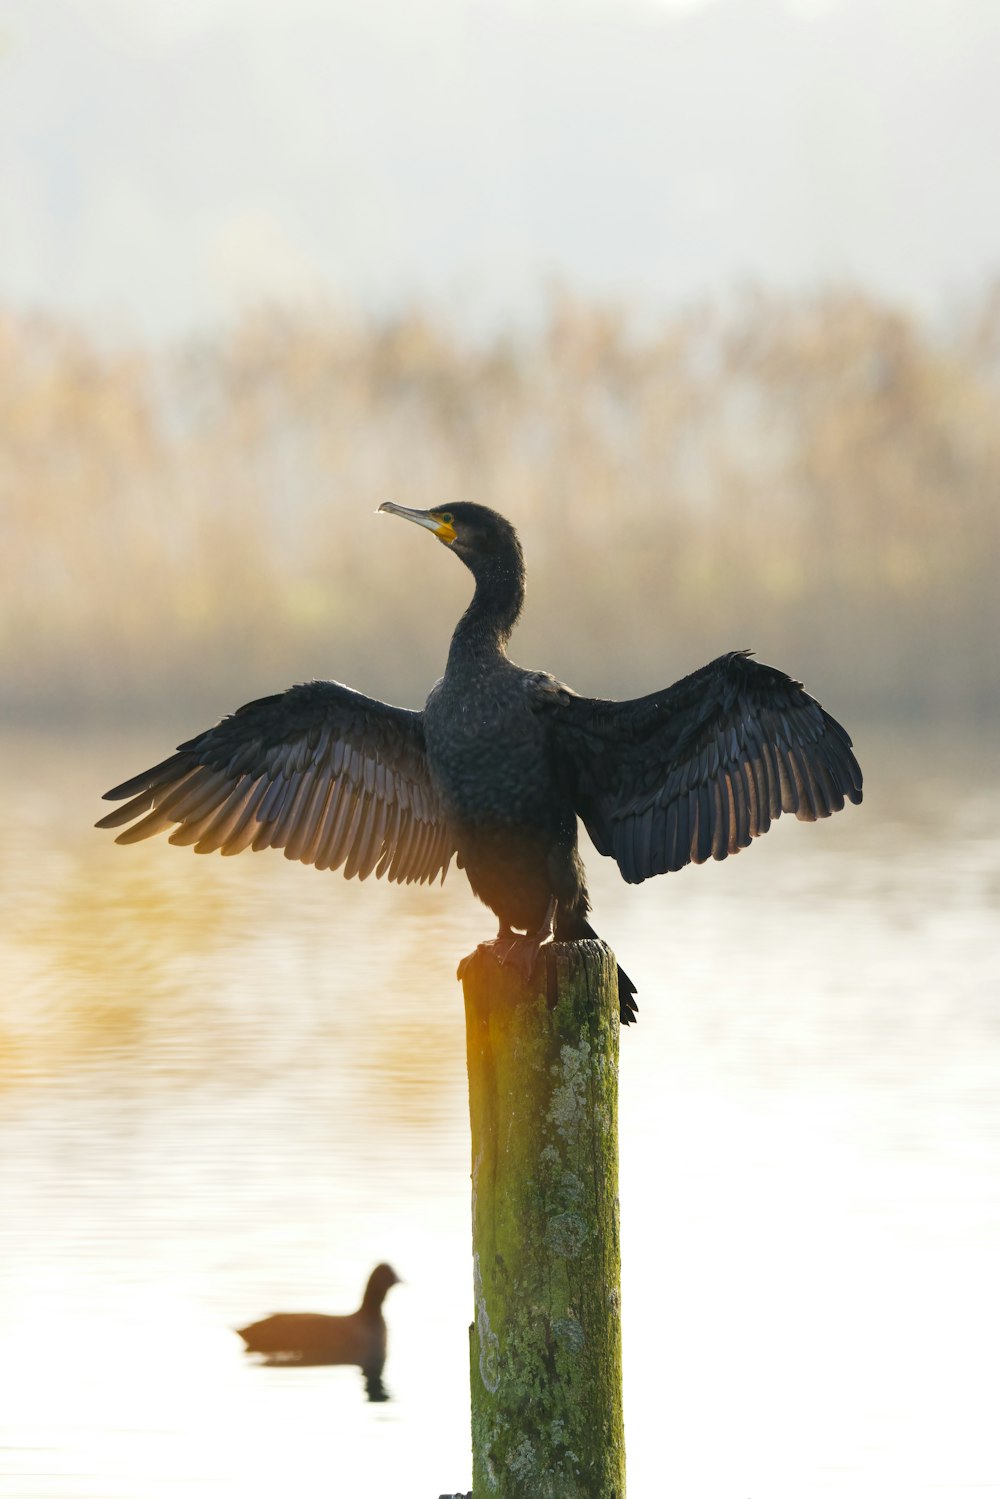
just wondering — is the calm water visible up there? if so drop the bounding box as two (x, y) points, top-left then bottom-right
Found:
(1, 727), (998, 1498)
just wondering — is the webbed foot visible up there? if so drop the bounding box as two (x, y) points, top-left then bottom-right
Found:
(457, 934), (549, 982)
(458, 900), (557, 985)
(491, 932), (550, 982)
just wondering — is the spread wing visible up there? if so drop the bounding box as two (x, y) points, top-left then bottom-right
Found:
(544, 651), (862, 883)
(96, 680), (455, 885)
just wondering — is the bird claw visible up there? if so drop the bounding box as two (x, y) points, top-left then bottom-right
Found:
(457, 934), (549, 984)
(497, 934), (547, 982)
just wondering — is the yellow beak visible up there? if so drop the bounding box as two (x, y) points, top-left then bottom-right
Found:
(378, 502), (456, 544)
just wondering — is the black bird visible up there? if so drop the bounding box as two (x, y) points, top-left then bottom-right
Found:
(236, 1262), (400, 1376)
(97, 503), (862, 1022)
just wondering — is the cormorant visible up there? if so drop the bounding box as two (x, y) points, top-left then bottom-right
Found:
(97, 503), (862, 1023)
(236, 1261), (400, 1371)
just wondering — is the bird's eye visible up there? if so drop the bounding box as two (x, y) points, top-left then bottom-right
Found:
(439, 512), (454, 525)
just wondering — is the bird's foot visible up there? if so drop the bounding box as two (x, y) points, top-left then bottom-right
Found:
(467, 933), (552, 983)
(497, 932), (550, 982)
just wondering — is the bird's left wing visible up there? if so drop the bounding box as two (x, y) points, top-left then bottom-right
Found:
(539, 651), (862, 883)
(96, 680), (455, 884)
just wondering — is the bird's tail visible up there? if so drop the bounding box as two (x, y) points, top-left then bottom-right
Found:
(557, 915), (638, 1026)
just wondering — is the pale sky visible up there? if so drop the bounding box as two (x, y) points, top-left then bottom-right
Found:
(1, 0), (997, 339)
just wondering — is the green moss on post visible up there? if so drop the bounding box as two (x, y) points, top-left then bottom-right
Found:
(462, 939), (625, 1498)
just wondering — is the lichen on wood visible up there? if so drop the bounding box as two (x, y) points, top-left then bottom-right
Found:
(462, 939), (625, 1498)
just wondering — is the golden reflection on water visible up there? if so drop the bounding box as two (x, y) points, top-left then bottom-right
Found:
(1, 727), (998, 1497)
(2, 731), (471, 1105)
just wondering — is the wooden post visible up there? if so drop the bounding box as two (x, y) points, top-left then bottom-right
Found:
(461, 939), (625, 1499)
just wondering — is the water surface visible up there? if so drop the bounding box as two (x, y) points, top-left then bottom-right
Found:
(1, 728), (997, 1497)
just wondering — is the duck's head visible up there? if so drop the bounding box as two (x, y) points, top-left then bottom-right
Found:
(364, 1262), (402, 1307)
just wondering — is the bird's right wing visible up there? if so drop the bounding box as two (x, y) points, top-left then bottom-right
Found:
(96, 680), (455, 884)
(540, 651), (862, 883)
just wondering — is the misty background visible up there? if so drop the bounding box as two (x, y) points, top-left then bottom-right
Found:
(3, 0), (1000, 727)
(4, 0), (1000, 336)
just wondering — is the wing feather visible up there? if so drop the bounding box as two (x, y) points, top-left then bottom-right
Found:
(271, 769), (317, 852)
(97, 680), (455, 886)
(357, 795), (390, 882)
(283, 772), (332, 864)
(342, 791), (372, 881)
(192, 776), (258, 855)
(545, 650), (861, 883)
(220, 780), (272, 856)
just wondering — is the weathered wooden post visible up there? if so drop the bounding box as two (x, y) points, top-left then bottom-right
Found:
(460, 938), (625, 1498)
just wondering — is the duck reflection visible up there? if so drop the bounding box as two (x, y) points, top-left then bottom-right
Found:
(236, 1262), (400, 1400)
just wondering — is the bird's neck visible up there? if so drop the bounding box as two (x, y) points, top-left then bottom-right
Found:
(361, 1286), (385, 1316)
(448, 554), (525, 667)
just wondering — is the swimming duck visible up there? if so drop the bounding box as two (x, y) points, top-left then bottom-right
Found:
(236, 1262), (400, 1369)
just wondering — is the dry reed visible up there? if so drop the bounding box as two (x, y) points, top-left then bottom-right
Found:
(3, 288), (998, 725)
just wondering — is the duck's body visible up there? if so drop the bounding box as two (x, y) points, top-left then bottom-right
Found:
(237, 1310), (387, 1366)
(237, 1262), (399, 1367)
(98, 503), (863, 1023)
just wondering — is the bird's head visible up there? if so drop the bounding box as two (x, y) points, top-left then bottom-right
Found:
(365, 1262), (402, 1305)
(378, 502), (521, 572)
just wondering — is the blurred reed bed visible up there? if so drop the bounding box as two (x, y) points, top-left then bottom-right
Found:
(2, 287), (999, 724)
